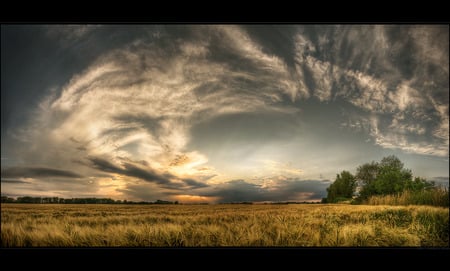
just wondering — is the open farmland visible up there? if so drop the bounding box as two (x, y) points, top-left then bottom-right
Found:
(1, 203), (448, 247)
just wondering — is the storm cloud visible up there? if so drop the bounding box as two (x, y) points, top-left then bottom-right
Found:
(1, 25), (448, 202)
(199, 179), (331, 203)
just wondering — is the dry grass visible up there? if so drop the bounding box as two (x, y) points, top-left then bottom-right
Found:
(1, 203), (448, 247)
(364, 187), (449, 207)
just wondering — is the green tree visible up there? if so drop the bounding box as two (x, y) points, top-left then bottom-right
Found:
(355, 161), (380, 199)
(405, 177), (435, 192)
(355, 155), (434, 200)
(375, 155), (413, 195)
(329, 155), (438, 204)
(326, 170), (356, 203)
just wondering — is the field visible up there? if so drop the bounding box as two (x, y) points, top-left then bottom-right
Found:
(1, 203), (448, 247)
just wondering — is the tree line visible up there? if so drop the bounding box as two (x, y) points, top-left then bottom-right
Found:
(323, 155), (447, 206)
(0, 196), (179, 205)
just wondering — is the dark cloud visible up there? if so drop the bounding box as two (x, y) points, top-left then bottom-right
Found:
(181, 178), (209, 189)
(122, 163), (174, 186)
(87, 156), (208, 190)
(88, 157), (123, 173)
(200, 179), (331, 203)
(1, 179), (30, 184)
(88, 156), (165, 183)
(106, 177), (328, 203)
(1, 167), (83, 178)
(242, 25), (299, 68)
(116, 182), (170, 202)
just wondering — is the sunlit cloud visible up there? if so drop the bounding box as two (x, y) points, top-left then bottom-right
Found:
(258, 160), (304, 177)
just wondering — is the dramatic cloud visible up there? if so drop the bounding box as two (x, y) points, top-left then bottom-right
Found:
(290, 26), (449, 157)
(1, 167), (83, 178)
(87, 156), (208, 189)
(198, 178), (331, 203)
(1, 25), (448, 202)
(1, 179), (31, 184)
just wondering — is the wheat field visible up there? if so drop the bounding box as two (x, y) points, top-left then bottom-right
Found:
(1, 203), (448, 247)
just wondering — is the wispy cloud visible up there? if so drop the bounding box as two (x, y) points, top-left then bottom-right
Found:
(10, 25), (306, 187)
(2, 25), (447, 201)
(293, 26), (448, 157)
(45, 25), (101, 48)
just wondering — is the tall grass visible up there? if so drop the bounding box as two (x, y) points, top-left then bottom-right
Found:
(365, 187), (449, 207)
(1, 203), (448, 247)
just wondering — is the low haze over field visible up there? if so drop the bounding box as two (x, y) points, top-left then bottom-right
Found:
(1, 25), (449, 203)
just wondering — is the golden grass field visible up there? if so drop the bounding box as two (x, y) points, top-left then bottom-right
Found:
(1, 203), (448, 247)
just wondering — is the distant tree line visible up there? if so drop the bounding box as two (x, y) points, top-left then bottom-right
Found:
(0, 196), (179, 205)
(1, 197), (324, 205)
(261, 201), (321, 205)
(322, 155), (447, 206)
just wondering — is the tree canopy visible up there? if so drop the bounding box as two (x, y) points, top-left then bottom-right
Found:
(356, 155), (414, 199)
(325, 155), (437, 203)
(325, 170), (356, 203)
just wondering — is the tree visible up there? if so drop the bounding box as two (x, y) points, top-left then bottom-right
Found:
(354, 155), (435, 200)
(355, 161), (379, 199)
(325, 155), (439, 204)
(375, 155), (412, 195)
(356, 161), (379, 185)
(405, 177), (435, 192)
(1, 196), (15, 203)
(326, 170), (356, 203)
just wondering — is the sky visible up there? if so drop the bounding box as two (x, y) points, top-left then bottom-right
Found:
(1, 25), (449, 203)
